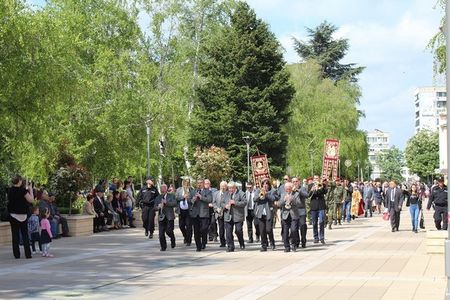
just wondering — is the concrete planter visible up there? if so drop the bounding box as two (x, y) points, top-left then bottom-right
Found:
(61, 214), (94, 237)
(0, 222), (11, 247)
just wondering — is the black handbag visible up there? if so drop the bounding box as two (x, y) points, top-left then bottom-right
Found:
(419, 210), (425, 229)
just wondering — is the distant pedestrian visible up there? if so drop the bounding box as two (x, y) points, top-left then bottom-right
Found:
(40, 208), (54, 257)
(427, 177), (448, 230)
(384, 180), (404, 232)
(7, 175), (34, 259)
(406, 183), (421, 233)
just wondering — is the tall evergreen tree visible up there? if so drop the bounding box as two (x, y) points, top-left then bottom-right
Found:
(190, 1), (294, 180)
(293, 21), (364, 82)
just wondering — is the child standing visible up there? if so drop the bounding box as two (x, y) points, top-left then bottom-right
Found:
(40, 208), (53, 257)
(28, 207), (41, 253)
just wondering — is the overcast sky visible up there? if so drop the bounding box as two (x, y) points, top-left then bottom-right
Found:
(246, 0), (443, 149)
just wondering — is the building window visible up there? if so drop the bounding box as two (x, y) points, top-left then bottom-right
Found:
(415, 119), (420, 127)
(437, 92), (447, 97)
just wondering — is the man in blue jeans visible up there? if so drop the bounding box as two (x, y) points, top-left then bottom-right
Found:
(342, 179), (353, 223)
(308, 176), (328, 244)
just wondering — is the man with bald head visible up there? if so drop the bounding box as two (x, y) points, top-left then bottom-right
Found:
(154, 184), (177, 251)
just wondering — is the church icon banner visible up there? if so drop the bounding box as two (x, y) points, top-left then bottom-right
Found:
(251, 154), (271, 186)
(321, 139), (340, 181)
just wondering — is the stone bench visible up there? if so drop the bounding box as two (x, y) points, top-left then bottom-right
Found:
(0, 222), (11, 247)
(426, 229), (448, 254)
(61, 214), (94, 237)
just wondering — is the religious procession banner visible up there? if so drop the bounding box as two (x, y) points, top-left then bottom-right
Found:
(321, 138), (340, 181)
(251, 154), (271, 186)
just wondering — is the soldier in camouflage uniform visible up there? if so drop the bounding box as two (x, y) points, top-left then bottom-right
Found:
(327, 178), (345, 229)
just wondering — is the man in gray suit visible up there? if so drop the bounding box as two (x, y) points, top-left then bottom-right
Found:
(190, 179), (213, 251)
(278, 182), (301, 252)
(245, 181), (260, 243)
(154, 184), (177, 251)
(255, 179), (277, 251)
(384, 180), (404, 232)
(213, 181), (229, 247)
(363, 181), (374, 218)
(292, 177), (309, 248)
(221, 182), (247, 252)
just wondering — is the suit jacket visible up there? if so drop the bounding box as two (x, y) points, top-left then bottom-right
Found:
(189, 188), (213, 218)
(213, 190), (229, 218)
(278, 191), (301, 220)
(175, 187), (194, 214)
(154, 193), (177, 221)
(295, 186), (309, 216)
(221, 190), (247, 223)
(93, 196), (105, 215)
(244, 189), (259, 211)
(384, 187), (404, 212)
(254, 190), (277, 219)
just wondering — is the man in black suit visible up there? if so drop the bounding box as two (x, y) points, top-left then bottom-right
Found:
(384, 180), (404, 232)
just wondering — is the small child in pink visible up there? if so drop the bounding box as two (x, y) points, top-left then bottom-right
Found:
(40, 208), (53, 257)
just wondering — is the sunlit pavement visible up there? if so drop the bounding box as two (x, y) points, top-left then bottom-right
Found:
(0, 207), (445, 300)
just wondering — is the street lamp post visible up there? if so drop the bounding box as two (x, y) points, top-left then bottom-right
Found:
(145, 121), (151, 177)
(243, 136), (252, 184)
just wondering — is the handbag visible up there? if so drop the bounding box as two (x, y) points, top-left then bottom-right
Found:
(419, 210), (425, 229)
(406, 197), (410, 207)
(382, 208), (390, 221)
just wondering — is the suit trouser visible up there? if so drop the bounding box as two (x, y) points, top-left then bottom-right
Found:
(311, 210), (325, 241)
(364, 199), (372, 216)
(246, 209), (260, 240)
(208, 212), (218, 239)
(192, 216), (209, 250)
(217, 216), (226, 246)
(389, 208), (401, 230)
(282, 216), (299, 249)
(9, 217), (31, 259)
(434, 206), (448, 230)
(258, 216), (275, 248)
(159, 218), (175, 250)
(142, 206), (156, 234)
(178, 209), (192, 244)
(298, 215), (307, 247)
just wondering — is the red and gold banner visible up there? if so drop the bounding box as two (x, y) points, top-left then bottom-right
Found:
(251, 154), (270, 186)
(321, 139), (340, 181)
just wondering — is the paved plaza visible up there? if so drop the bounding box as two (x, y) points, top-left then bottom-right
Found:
(0, 209), (446, 300)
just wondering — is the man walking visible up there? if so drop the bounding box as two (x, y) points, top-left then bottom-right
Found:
(427, 177), (448, 230)
(384, 180), (404, 232)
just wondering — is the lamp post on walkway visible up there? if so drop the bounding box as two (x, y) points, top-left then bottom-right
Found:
(243, 136), (252, 184)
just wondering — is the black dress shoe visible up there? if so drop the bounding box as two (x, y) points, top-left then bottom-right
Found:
(160, 248), (166, 251)
(292, 246), (297, 252)
(271, 244), (276, 250)
(226, 248), (235, 252)
(320, 240), (325, 244)
(392, 228), (395, 232)
(149, 233), (153, 239)
(260, 247), (267, 252)
(248, 238), (254, 243)
(201, 244), (206, 250)
(171, 242), (176, 249)
(301, 243), (306, 248)
(314, 239), (319, 244)
(255, 237), (260, 243)
(186, 243), (191, 246)
(196, 248), (201, 252)
(240, 244), (245, 250)
(219, 244), (226, 247)
(284, 248), (291, 253)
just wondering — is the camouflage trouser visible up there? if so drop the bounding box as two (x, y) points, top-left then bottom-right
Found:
(328, 203), (342, 225)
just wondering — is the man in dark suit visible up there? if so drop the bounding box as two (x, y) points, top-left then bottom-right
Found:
(292, 177), (309, 248)
(245, 182), (260, 243)
(278, 182), (301, 252)
(190, 179), (213, 251)
(213, 181), (228, 247)
(175, 177), (194, 246)
(93, 187), (107, 232)
(221, 182), (247, 252)
(154, 184), (177, 251)
(384, 180), (404, 232)
(138, 176), (159, 238)
(255, 179), (277, 251)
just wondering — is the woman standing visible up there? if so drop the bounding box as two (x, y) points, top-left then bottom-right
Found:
(407, 184), (421, 233)
(7, 175), (34, 259)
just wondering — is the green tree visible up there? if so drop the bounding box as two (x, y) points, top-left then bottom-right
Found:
(405, 130), (439, 181)
(293, 21), (364, 82)
(377, 146), (404, 182)
(286, 61), (368, 180)
(428, 0), (445, 74)
(190, 2), (294, 181)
